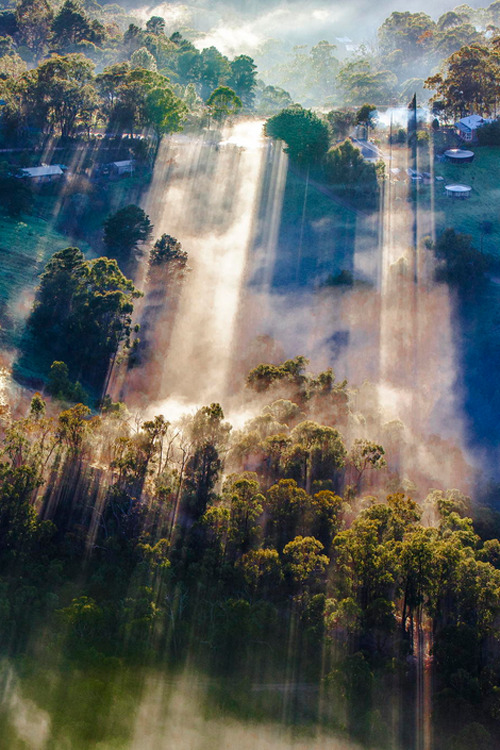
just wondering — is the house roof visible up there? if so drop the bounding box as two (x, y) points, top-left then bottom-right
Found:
(455, 115), (493, 131)
(350, 138), (384, 161)
(112, 160), (134, 168)
(21, 165), (64, 177)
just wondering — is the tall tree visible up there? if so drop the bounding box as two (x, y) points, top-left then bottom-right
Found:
(425, 44), (500, 117)
(24, 53), (97, 137)
(229, 54), (257, 108)
(103, 205), (153, 262)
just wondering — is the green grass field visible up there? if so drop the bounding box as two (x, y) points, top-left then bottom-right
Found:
(433, 145), (500, 255)
(0, 212), (92, 346)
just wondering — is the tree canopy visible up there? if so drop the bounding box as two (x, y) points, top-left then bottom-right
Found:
(27, 246), (141, 389)
(264, 105), (330, 164)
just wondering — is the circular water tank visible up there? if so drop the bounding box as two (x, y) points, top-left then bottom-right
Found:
(444, 149), (475, 163)
(445, 183), (472, 198)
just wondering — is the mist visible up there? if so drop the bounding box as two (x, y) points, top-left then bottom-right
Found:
(136, 0), (484, 58)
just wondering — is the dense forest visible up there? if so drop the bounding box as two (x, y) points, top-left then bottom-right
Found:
(0, 0), (500, 748)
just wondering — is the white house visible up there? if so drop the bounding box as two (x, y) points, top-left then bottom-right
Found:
(20, 165), (65, 182)
(455, 115), (494, 142)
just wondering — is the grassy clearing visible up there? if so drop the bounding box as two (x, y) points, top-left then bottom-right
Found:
(0, 212), (91, 346)
(270, 167), (378, 287)
(433, 145), (500, 255)
(429, 145), (500, 460)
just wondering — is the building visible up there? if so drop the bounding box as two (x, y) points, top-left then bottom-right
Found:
(350, 138), (384, 163)
(19, 165), (65, 182)
(110, 160), (134, 176)
(455, 115), (493, 142)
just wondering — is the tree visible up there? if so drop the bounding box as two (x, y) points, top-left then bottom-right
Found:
(46, 360), (88, 403)
(130, 47), (157, 72)
(265, 105), (329, 164)
(284, 421), (346, 492)
(96, 65), (186, 137)
(149, 234), (188, 272)
(309, 40), (338, 98)
(27, 247), (141, 388)
(146, 16), (166, 36)
(326, 109), (355, 139)
(57, 403), (91, 452)
(228, 54), (257, 108)
(434, 24), (483, 58)
(23, 53), (98, 137)
(432, 228), (490, 286)
(50, 0), (99, 49)
(206, 85), (242, 120)
(246, 356), (309, 393)
(283, 535), (329, 591)
(199, 46), (231, 99)
(239, 548), (283, 594)
(0, 174), (32, 216)
(183, 403), (231, 521)
(255, 84), (293, 116)
(0, 463), (48, 563)
(325, 139), (380, 206)
(265, 478), (310, 550)
(103, 205), (153, 262)
(347, 439), (386, 490)
(15, 0), (53, 56)
(337, 60), (397, 106)
(378, 11), (436, 59)
(425, 44), (500, 118)
(144, 85), (187, 139)
(224, 475), (264, 555)
(355, 103), (377, 138)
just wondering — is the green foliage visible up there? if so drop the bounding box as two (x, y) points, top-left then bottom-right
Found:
(103, 204), (153, 261)
(355, 103), (377, 128)
(96, 64), (187, 137)
(0, 175), (32, 217)
(477, 119), (500, 145)
(145, 16), (166, 36)
(425, 44), (500, 118)
(433, 228), (491, 286)
(23, 53), (98, 137)
(255, 84), (293, 116)
(29, 392), (45, 419)
(28, 246), (141, 388)
(326, 109), (355, 139)
(51, 0), (104, 49)
(378, 11), (435, 59)
(57, 402), (92, 451)
(246, 355), (309, 393)
(337, 59), (397, 106)
(228, 54), (257, 108)
(265, 105), (329, 164)
(325, 139), (380, 206)
(130, 46), (157, 72)
(206, 85), (242, 120)
(46, 360), (89, 403)
(283, 535), (329, 590)
(149, 233), (187, 270)
(0, 462), (49, 562)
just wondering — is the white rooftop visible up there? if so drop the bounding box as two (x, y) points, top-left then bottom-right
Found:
(21, 165), (64, 177)
(456, 115), (493, 129)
